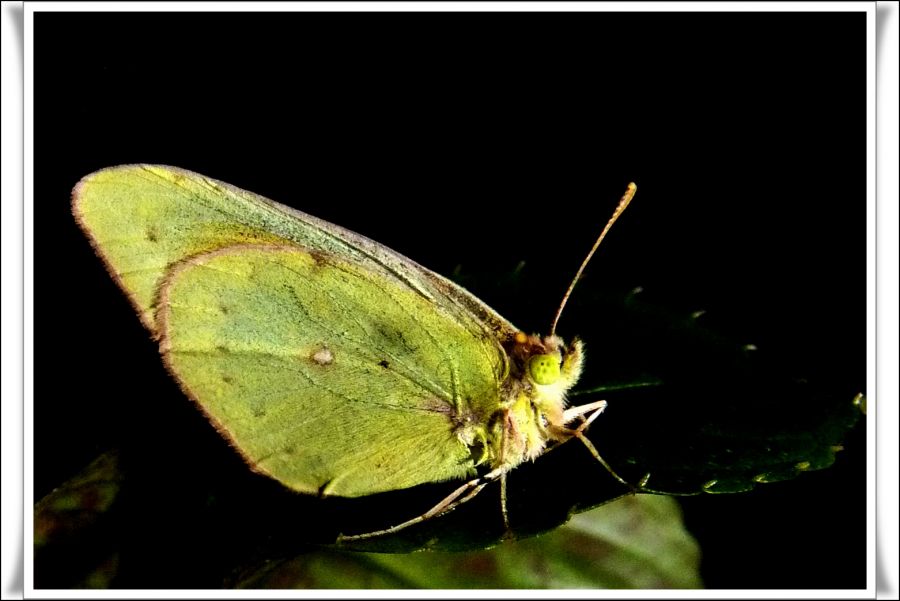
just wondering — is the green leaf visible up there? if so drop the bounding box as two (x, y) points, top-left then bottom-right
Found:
(236, 495), (701, 589)
(34, 452), (700, 588)
(566, 286), (863, 497)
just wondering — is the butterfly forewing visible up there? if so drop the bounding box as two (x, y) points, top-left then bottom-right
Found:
(73, 165), (519, 342)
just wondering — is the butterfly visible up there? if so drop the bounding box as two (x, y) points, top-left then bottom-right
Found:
(73, 165), (636, 541)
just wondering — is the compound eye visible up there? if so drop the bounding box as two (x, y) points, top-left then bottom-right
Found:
(528, 353), (561, 385)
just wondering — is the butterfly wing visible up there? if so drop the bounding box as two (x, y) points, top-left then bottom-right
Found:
(73, 165), (515, 495)
(158, 244), (504, 495)
(72, 164), (518, 342)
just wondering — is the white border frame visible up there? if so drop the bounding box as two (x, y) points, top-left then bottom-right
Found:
(4, 1), (890, 599)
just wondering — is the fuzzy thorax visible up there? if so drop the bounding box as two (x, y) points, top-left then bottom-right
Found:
(478, 333), (585, 470)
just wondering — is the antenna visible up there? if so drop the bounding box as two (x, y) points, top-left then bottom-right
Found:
(549, 182), (637, 336)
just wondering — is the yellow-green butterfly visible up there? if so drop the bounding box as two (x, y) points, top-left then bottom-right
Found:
(73, 165), (636, 541)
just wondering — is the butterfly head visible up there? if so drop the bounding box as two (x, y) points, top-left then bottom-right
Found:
(508, 332), (584, 398)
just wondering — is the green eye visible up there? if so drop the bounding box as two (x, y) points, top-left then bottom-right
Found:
(528, 354), (561, 385)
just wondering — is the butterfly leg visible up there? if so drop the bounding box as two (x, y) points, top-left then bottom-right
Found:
(337, 466), (506, 542)
(563, 399), (607, 424)
(498, 408), (512, 531)
(562, 400), (636, 491)
(500, 471), (510, 530)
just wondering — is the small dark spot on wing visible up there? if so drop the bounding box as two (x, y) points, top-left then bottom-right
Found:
(374, 322), (417, 354)
(378, 359), (390, 368)
(145, 227), (158, 243)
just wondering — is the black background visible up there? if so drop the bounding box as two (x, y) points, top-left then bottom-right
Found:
(34, 10), (867, 589)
